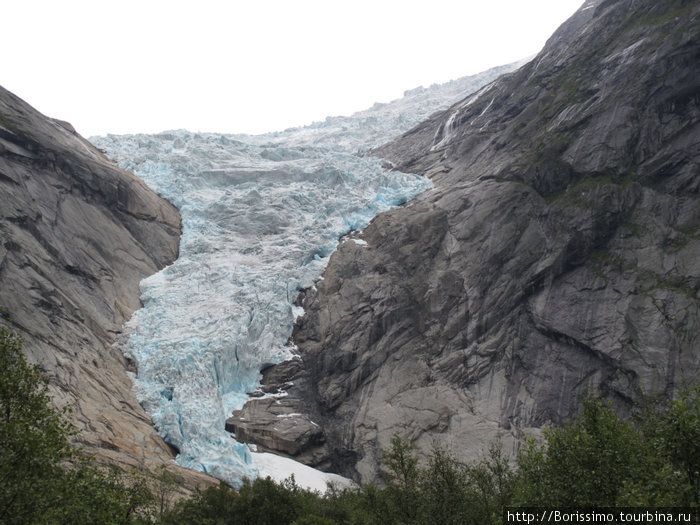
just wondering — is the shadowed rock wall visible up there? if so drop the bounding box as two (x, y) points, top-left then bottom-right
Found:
(235, 0), (699, 483)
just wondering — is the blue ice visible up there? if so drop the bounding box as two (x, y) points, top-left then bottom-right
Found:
(93, 129), (431, 484)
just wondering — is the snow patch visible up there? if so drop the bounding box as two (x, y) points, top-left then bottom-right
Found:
(252, 452), (355, 493)
(291, 305), (305, 321)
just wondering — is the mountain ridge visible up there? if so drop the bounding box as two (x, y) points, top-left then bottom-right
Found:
(244, 0), (700, 483)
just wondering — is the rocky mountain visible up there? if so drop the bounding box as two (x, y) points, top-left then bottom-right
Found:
(90, 61), (521, 485)
(234, 0), (699, 483)
(0, 86), (212, 489)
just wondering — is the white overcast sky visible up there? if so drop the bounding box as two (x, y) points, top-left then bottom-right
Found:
(2, 0), (583, 138)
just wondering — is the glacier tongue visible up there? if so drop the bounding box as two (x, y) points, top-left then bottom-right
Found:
(91, 61), (521, 485)
(93, 130), (431, 482)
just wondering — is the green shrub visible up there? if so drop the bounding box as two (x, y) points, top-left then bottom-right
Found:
(0, 324), (156, 524)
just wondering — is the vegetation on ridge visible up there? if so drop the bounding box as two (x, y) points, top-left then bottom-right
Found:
(1, 324), (698, 524)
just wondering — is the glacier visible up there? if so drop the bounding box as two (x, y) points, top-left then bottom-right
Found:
(91, 60), (523, 485)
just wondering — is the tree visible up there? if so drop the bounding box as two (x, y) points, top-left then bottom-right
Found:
(0, 324), (156, 524)
(659, 385), (700, 504)
(0, 325), (75, 523)
(382, 435), (421, 523)
(514, 395), (650, 506)
(154, 465), (180, 520)
(465, 440), (515, 524)
(627, 384), (700, 506)
(513, 391), (700, 507)
(418, 446), (469, 525)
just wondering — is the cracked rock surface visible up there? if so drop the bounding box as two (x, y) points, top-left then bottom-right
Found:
(237, 0), (699, 483)
(0, 86), (213, 490)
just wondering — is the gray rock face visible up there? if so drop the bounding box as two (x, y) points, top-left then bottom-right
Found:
(239, 0), (699, 483)
(225, 357), (327, 463)
(0, 86), (212, 489)
(227, 398), (325, 457)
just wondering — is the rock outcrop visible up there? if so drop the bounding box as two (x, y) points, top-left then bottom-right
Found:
(233, 0), (699, 483)
(0, 86), (212, 489)
(226, 357), (329, 465)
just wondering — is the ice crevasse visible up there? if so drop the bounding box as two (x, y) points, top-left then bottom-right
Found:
(93, 129), (432, 484)
(91, 64), (520, 485)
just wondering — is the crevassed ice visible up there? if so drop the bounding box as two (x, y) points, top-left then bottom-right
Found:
(93, 131), (431, 482)
(91, 61), (522, 484)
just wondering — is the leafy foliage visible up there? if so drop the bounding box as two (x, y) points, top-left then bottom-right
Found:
(0, 324), (75, 522)
(514, 396), (650, 506)
(161, 477), (341, 525)
(514, 393), (699, 507)
(659, 385), (700, 504)
(0, 325), (156, 524)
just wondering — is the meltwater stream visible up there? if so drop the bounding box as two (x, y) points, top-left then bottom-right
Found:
(91, 64), (516, 485)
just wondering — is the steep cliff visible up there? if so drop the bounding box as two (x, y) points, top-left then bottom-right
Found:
(238, 0), (699, 483)
(0, 86), (212, 488)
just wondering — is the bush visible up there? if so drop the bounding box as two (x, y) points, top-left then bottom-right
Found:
(0, 324), (156, 524)
(659, 385), (700, 504)
(514, 392), (699, 507)
(0, 325), (76, 522)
